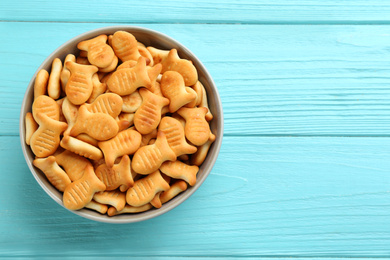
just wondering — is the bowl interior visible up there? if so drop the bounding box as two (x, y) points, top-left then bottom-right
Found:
(20, 26), (223, 223)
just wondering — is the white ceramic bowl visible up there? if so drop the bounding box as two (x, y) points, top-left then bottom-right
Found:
(19, 26), (223, 223)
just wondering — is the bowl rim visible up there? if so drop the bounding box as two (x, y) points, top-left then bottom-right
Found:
(19, 25), (224, 224)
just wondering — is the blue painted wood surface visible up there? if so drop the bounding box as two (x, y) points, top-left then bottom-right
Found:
(1, 1), (390, 258)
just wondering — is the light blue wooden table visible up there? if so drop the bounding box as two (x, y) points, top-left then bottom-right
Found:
(1, 1), (390, 258)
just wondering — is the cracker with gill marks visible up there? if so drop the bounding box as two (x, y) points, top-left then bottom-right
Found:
(95, 155), (134, 192)
(30, 113), (67, 158)
(98, 128), (141, 167)
(84, 92), (123, 118)
(126, 170), (170, 207)
(160, 71), (197, 113)
(177, 107), (210, 146)
(60, 135), (103, 161)
(33, 156), (71, 192)
(77, 34), (116, 69)
(107, 57), (152, 96)
(65, 61), (98, 105)
(158, 116), (197, 157)
(70, 105), (119, 141)
(60, 55), (76, 93)
(93, 190), (126, 211)
(160, 160), (199, 186)
(134, 88), (169, 135)
(111, 31), (141, 62)
(63, 165), (106, 210)
(132, 131), (176, 175)
(161, 49), (198, 86)
(34, 69), (49, 100)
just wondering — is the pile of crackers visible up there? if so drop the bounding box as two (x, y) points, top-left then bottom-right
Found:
(25, 31), (216, 216)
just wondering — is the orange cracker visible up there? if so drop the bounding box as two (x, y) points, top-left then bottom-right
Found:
(34, 69), (49, 100)
(70, 105), (119, 141)
(107, 204), (152, 216)
(138, 45), (153, 66)
(25, 112), (38, 146)
(33, 156), (71, 192)
(121, 90), (142, 113)
(111, 31), (141, 62)
(61, 97), (79, 136)
(63, 165), (106, 210)
(147, 63), (163, 96)
(32, 95), (60, 121)
(65, 61), (98, 105)
(160, 71), (197, 112)
(95, 155), (134, 191)
(126, 170), (170, 207)
(158, 116), (197, 157)
(77, 34), (116, 69)
(30, 113), (67, 157)
(85, 200), (108, 214)
(99, 55), (118, 73)
(177, 107), (210, 146)
(160, 160), (199, 186)
(75, 134), (99, 147)
(140, 128), (158, 147)
(47, 58), (62, 99)
(116, 60), (137, 70)
(161, 49), (198, 86)
(146, 46), (170, 64)
(60, 135), (103, 161)
(87, 73), (107, 103)
(98, 128), (141, 167)
(107, 57), (152, 96)
(190, 132), (216, 166)
(132, 131), (176, 175)
(199, 81), (213, 121)
(160, 180), (188, 204)
(55, 150), (92, 181)
(133, 88), (169, 135)
(93, 190), (126, 211)
(84, 92), (123, 118)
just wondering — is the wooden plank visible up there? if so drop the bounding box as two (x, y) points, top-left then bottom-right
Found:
(2, 135), (390, 257)
(2, 22), (390, 136)
(3, 0), (390, 24)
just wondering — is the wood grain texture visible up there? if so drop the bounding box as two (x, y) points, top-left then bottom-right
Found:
(2, 22), (390, 136)
(2, 136), (390, 257)
(2, 0), (390, 24)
